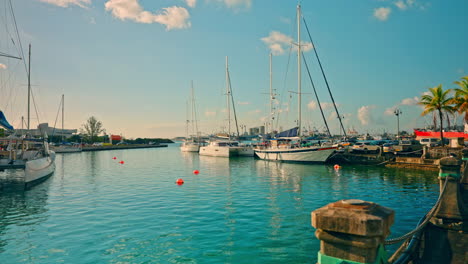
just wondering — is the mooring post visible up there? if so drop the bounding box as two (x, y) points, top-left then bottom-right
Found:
(419, 156), (468, 263)
(312, 199), (394, 264)
(462, 149), (468, 199)
(431, 156), (467, 230)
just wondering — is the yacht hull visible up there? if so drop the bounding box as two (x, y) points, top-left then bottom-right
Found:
(254, 147), (336, 163)
(180, 143), (200, 152)
(199, 146), (254, 157)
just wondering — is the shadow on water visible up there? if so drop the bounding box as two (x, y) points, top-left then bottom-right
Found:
(0, 181), (50, 254)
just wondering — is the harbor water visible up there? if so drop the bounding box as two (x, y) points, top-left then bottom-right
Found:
(0, 144), (439, 263)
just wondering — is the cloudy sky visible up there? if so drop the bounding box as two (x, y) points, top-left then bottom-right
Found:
(0, 0), (467, 138)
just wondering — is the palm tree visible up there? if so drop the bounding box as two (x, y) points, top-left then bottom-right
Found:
(419, 85), (454, 147)
(453, 76), (468, 124)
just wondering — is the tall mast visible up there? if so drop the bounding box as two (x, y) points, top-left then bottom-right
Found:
(269, 53), (272, 134)
(62, 94), (65, 141)
(191, 81), (195, 139)
(226, 56), (231, 140)
(297, 4), (302, 137)
(27, 44), (31, 130)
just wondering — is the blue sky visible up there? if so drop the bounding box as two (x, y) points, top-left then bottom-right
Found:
(0, 0), (467, 138)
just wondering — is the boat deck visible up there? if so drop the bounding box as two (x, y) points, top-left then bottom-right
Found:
(0, 160), (26, 170)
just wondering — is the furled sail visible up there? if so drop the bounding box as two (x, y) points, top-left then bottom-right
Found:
(0, 111), (14, 130)
(275, 127), (298, 138)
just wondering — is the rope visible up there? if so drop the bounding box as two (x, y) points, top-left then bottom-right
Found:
(384, 176), (449, 245)
(301, 52), (331, 138)
(302, 16), (347, 138)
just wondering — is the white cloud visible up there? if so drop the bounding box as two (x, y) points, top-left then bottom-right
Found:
(205, 111), (216, 117)
(105, 1), (191, 30)
(279, 16), (291, 24)
(217, 0), (251, 9)
(261, 31), (312, 56)
(400, 96), (419, 106)
(374, 7), (391, 21)
(248, 109), (261, 114)
(321, 102), (335, 110)
(0, 63), (6, 69)
(39, 0), (91, 8)
(384, 106), (398, 116)
(358, 105), (376, 126)
(308, 101), (317, 110)
(238, 101), (250, 105)
(395, 1), (407, 10)
(185, 0), (196, 8)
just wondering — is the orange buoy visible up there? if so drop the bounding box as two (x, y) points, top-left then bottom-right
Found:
(113, 157), (117, 160)
(176, 178), (184, 185)
(119, 161), (125, 164)
(334, 164), (340, 170)
(193, 170), (200, 175)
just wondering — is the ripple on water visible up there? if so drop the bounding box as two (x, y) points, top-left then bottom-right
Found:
(0, 146), (439, 263)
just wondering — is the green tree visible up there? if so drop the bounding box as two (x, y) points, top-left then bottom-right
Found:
(419, 85), (454, 147)
(453, 76), (468, 124)
(80, 116), (105, 143)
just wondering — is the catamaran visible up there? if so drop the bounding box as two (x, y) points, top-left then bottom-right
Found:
(254, 4), (337, 163)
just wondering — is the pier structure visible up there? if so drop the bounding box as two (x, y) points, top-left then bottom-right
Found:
(312, 152), (468, 264)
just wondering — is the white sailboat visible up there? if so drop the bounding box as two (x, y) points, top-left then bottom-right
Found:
(199, 57), (254, 157)
(0, 44), (56, 188)
(181, 81), (201, 152)
(254, 4), (337, 163)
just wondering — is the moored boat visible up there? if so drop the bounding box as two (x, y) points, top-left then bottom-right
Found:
(199, 140), (254, 157)
(254, 5), (337, 163)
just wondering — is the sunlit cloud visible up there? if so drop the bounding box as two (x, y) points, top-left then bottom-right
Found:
(307, 100), (317, 110)
(384, 96), (420, 116)
(261, 31), (312, 56)
(358, 105), (376, 125)
(400, 96), (419, 106)
(105, 0), (191, 30)
(215, 0), (251, 9)
(238, 101), (250, 105)
(205, 111), (216, 117)
(185, 0), (196, 8)
(248, 109), (261, 114)
(38, 0), (91, 8)
(374, 7), (391, 21)
(395, 0), (408, 10)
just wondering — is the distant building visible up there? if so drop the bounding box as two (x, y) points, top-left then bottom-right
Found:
(15, 123), (77, 138)
(249, 126), (265, 136)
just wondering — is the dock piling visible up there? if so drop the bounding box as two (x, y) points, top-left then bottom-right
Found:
(312, 199), (394, 264)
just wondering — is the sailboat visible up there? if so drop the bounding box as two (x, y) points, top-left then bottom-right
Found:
(52, 94), (81, 153)
(199, 57), (254, 157)
(0, 44), (56, 188)
(180, 81), (201, 152)
(254, 4), (337, 163)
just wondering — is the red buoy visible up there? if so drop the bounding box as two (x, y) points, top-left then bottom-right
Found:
(334, 164), (340, 170)
(119, 161), (125, 164)
(193, 170), (200, 175)
(176, 178), (184, 185)
(113, 157), (117, 160)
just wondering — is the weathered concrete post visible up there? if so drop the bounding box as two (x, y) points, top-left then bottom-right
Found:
(312, 199), (394, 264)
(462, 149), (468, 200)
(420, 156), (468, 263)
(431, 156), (467, 229)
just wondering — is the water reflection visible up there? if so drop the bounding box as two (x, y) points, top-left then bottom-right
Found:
(0, 182), (50, 253)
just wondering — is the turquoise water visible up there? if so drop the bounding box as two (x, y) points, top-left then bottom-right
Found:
(0, 144), (439, 263)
